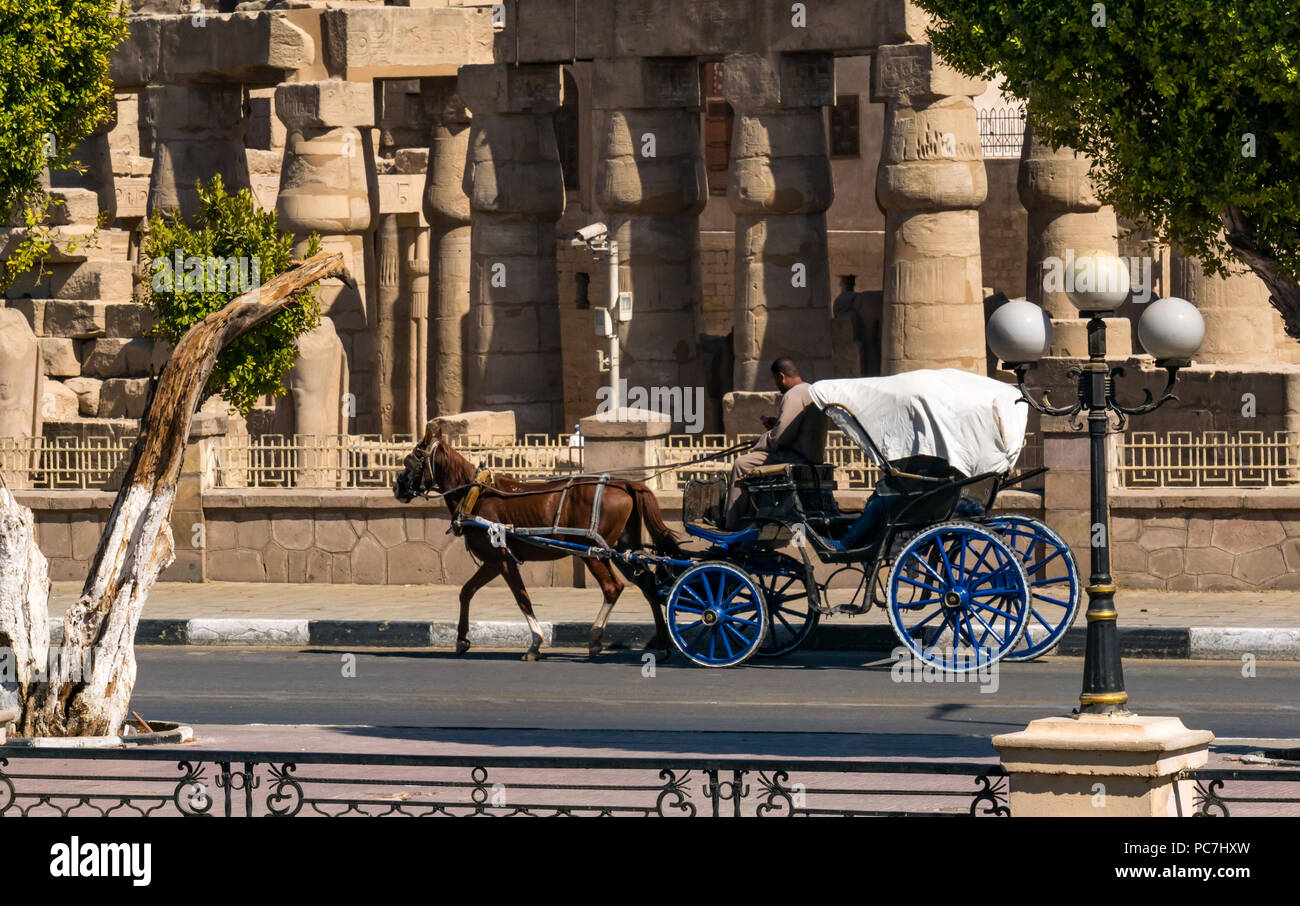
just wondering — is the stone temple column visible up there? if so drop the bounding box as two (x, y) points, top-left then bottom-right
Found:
(146, 83), (250, 219)
(725, 53), (835, 390)
(1171, 250), (1277, 365)
(872, 44), (987, 375)
(1018, 125), (1129, 357)
(422, 78), (473, 426)
(458, 64), (566, 434)
(274, 81), (375, 432)
(593, 57), (708, 401)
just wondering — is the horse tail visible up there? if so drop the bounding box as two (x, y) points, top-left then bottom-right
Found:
(628, 483), (680, 555)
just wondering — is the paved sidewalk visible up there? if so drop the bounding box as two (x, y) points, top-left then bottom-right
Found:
(46, 581), (1300, 659)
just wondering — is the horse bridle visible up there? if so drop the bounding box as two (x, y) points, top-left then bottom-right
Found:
(410, 436), (440, 499)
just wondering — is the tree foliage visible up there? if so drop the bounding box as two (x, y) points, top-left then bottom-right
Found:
(915, 0), (1300, 333)
(142, 176), (322, 414)
(0, 0), (126, 281)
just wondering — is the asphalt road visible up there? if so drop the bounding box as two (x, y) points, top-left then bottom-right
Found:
(128, 647), (1300, 752)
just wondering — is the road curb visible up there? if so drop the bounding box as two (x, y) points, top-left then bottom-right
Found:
(108, 619), (1300, 659)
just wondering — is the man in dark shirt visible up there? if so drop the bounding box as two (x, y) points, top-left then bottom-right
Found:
(724, 358), (824, 529)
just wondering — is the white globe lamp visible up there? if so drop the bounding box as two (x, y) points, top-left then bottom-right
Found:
(987, 299), (1053, 365)
(1138, 296), (1205, 363)
(1067, 252), (1131, 312)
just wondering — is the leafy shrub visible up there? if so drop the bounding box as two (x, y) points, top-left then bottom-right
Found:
(142, 176), (322, 413)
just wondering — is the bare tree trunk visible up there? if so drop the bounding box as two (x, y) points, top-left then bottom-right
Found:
(0, 486), (51, 732)
(1221, 205), (1300, 341)
(0, 252), (344, 737)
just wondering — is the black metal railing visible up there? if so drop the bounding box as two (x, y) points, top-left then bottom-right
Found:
(0, 748), (1009, 818)
(1179, 768), (1300, 817)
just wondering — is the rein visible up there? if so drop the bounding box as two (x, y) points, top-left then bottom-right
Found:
(412, 439), (753, 503)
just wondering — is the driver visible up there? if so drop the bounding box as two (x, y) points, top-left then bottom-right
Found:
(723, 357), (823, 530)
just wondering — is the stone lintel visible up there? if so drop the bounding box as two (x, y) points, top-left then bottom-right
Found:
(275, 80), (375, 130)
(498, 0), (912, 64)
(157, 12), (314, 84)
(458, 64), (564, 117)
(591, 57), (701, 111)
(323, 7), (494, 82)
(871, 43), (984, 103)
(723, 52), (836, 112)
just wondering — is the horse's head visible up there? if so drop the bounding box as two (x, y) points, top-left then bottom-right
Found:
(394, 424), (441, 503)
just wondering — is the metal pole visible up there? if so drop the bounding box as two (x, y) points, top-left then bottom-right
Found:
(608, 240), (620, 408)
(1079, 314), (1127, 713)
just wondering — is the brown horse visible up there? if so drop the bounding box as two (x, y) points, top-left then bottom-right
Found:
(393, 424), (680, 661)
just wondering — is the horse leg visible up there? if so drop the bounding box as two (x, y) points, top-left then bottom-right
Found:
(457, 560), (501, 655)
(584, 560), (624, 658)
(500, 560), (546, 661)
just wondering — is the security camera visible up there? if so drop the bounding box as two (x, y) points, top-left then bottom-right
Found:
(571, 222), (608, 246)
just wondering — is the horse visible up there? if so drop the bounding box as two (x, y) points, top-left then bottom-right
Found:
(393, 424), (680, 661)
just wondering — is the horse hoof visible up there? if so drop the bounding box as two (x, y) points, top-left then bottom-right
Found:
(587, 645), (603, 659)
(456, 640), (471, 656)
(522, 650), (541, 662)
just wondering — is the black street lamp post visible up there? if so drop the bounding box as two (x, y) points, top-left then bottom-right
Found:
(986, 254), (1204, 715)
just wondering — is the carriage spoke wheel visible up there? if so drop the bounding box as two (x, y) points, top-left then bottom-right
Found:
(885, 522), (1030, 673)
(666, 562), (769, 668)
(986, 516), (1082, 661)
(751, 562), (821, 657)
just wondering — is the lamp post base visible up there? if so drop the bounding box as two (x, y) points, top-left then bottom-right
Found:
(993, 713), (1214, 816)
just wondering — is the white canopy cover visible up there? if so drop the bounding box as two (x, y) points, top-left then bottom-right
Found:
(808, 369), (1029, 476)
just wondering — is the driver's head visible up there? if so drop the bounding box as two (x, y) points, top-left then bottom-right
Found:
(770, 357), (802, 392)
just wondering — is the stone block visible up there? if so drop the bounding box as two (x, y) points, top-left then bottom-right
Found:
(208, 550), (266, 583)
(47, 189), (101, 226)
(323, 7), (494, 82)
(579, 408), (672, 439)
(723, 52), (835, 111)
(50, 261), (135, 302)
(366, 515), (407, 548)
(274, 81), (376, 130)
(1137, 526), (1187, 552)
(158, 12), (313, 83)
(271, 515), (314, 551)
(41, 300), (105, 339)
(40, 338), (81, 377)
(80, 337), (153, 378)
(871, 43), (985, 103)
(3, 298), (45, 333)
(592, 57), (701, 110)
(97, 378), (151, 418)
(41, 381), (80, 420)
(1147, 548), (1185, 580)
(1185, 546), (1234, 576)
(458, 63), (563, 116)
(315, 513), (359, 554)
(63, 376), (102, 417)
(104, 302), (156, 337)
(1234, 546), (1287, 585)
(351, 534), (387, 584)
(430, 409), (517, 444)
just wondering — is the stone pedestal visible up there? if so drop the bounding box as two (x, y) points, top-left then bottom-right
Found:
(994, 713), (1214, 816)
(725, 53), (835, 390)
(1018, 125), (1128, 357)
(872, 44), (987, 375)
(422, 78), (473, 427)
(146, 83), (250, 219)
(579, 408), (671, 486)
(594, 57), (707, 401)
(458, 64), (566, 434)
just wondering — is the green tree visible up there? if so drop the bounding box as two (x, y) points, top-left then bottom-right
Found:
(142, 176), (323, 413)
(915, 0), (1300, 336)
(0, 0), (127, 284)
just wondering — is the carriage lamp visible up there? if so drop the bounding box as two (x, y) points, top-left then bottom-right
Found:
(986, 253), (1205, 715)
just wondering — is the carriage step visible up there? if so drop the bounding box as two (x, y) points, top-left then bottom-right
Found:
(832, 605), (869, 616)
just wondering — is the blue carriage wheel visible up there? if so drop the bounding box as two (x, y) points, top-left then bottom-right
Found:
(666, 562), (769, 668)
(885, 522), (1030, 673)
(752, 564), (820, 657)
(986, 515), (1082, 662)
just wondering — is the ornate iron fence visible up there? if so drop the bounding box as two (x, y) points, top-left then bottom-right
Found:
(1179, 767), (1300, 817)
(1118, 430), (1300, 488)
(0, 748), (1010, 817)
(0, 435), (137, 491)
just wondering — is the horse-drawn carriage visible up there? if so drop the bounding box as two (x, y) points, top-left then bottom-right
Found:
(396, 370), (1080, 671)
